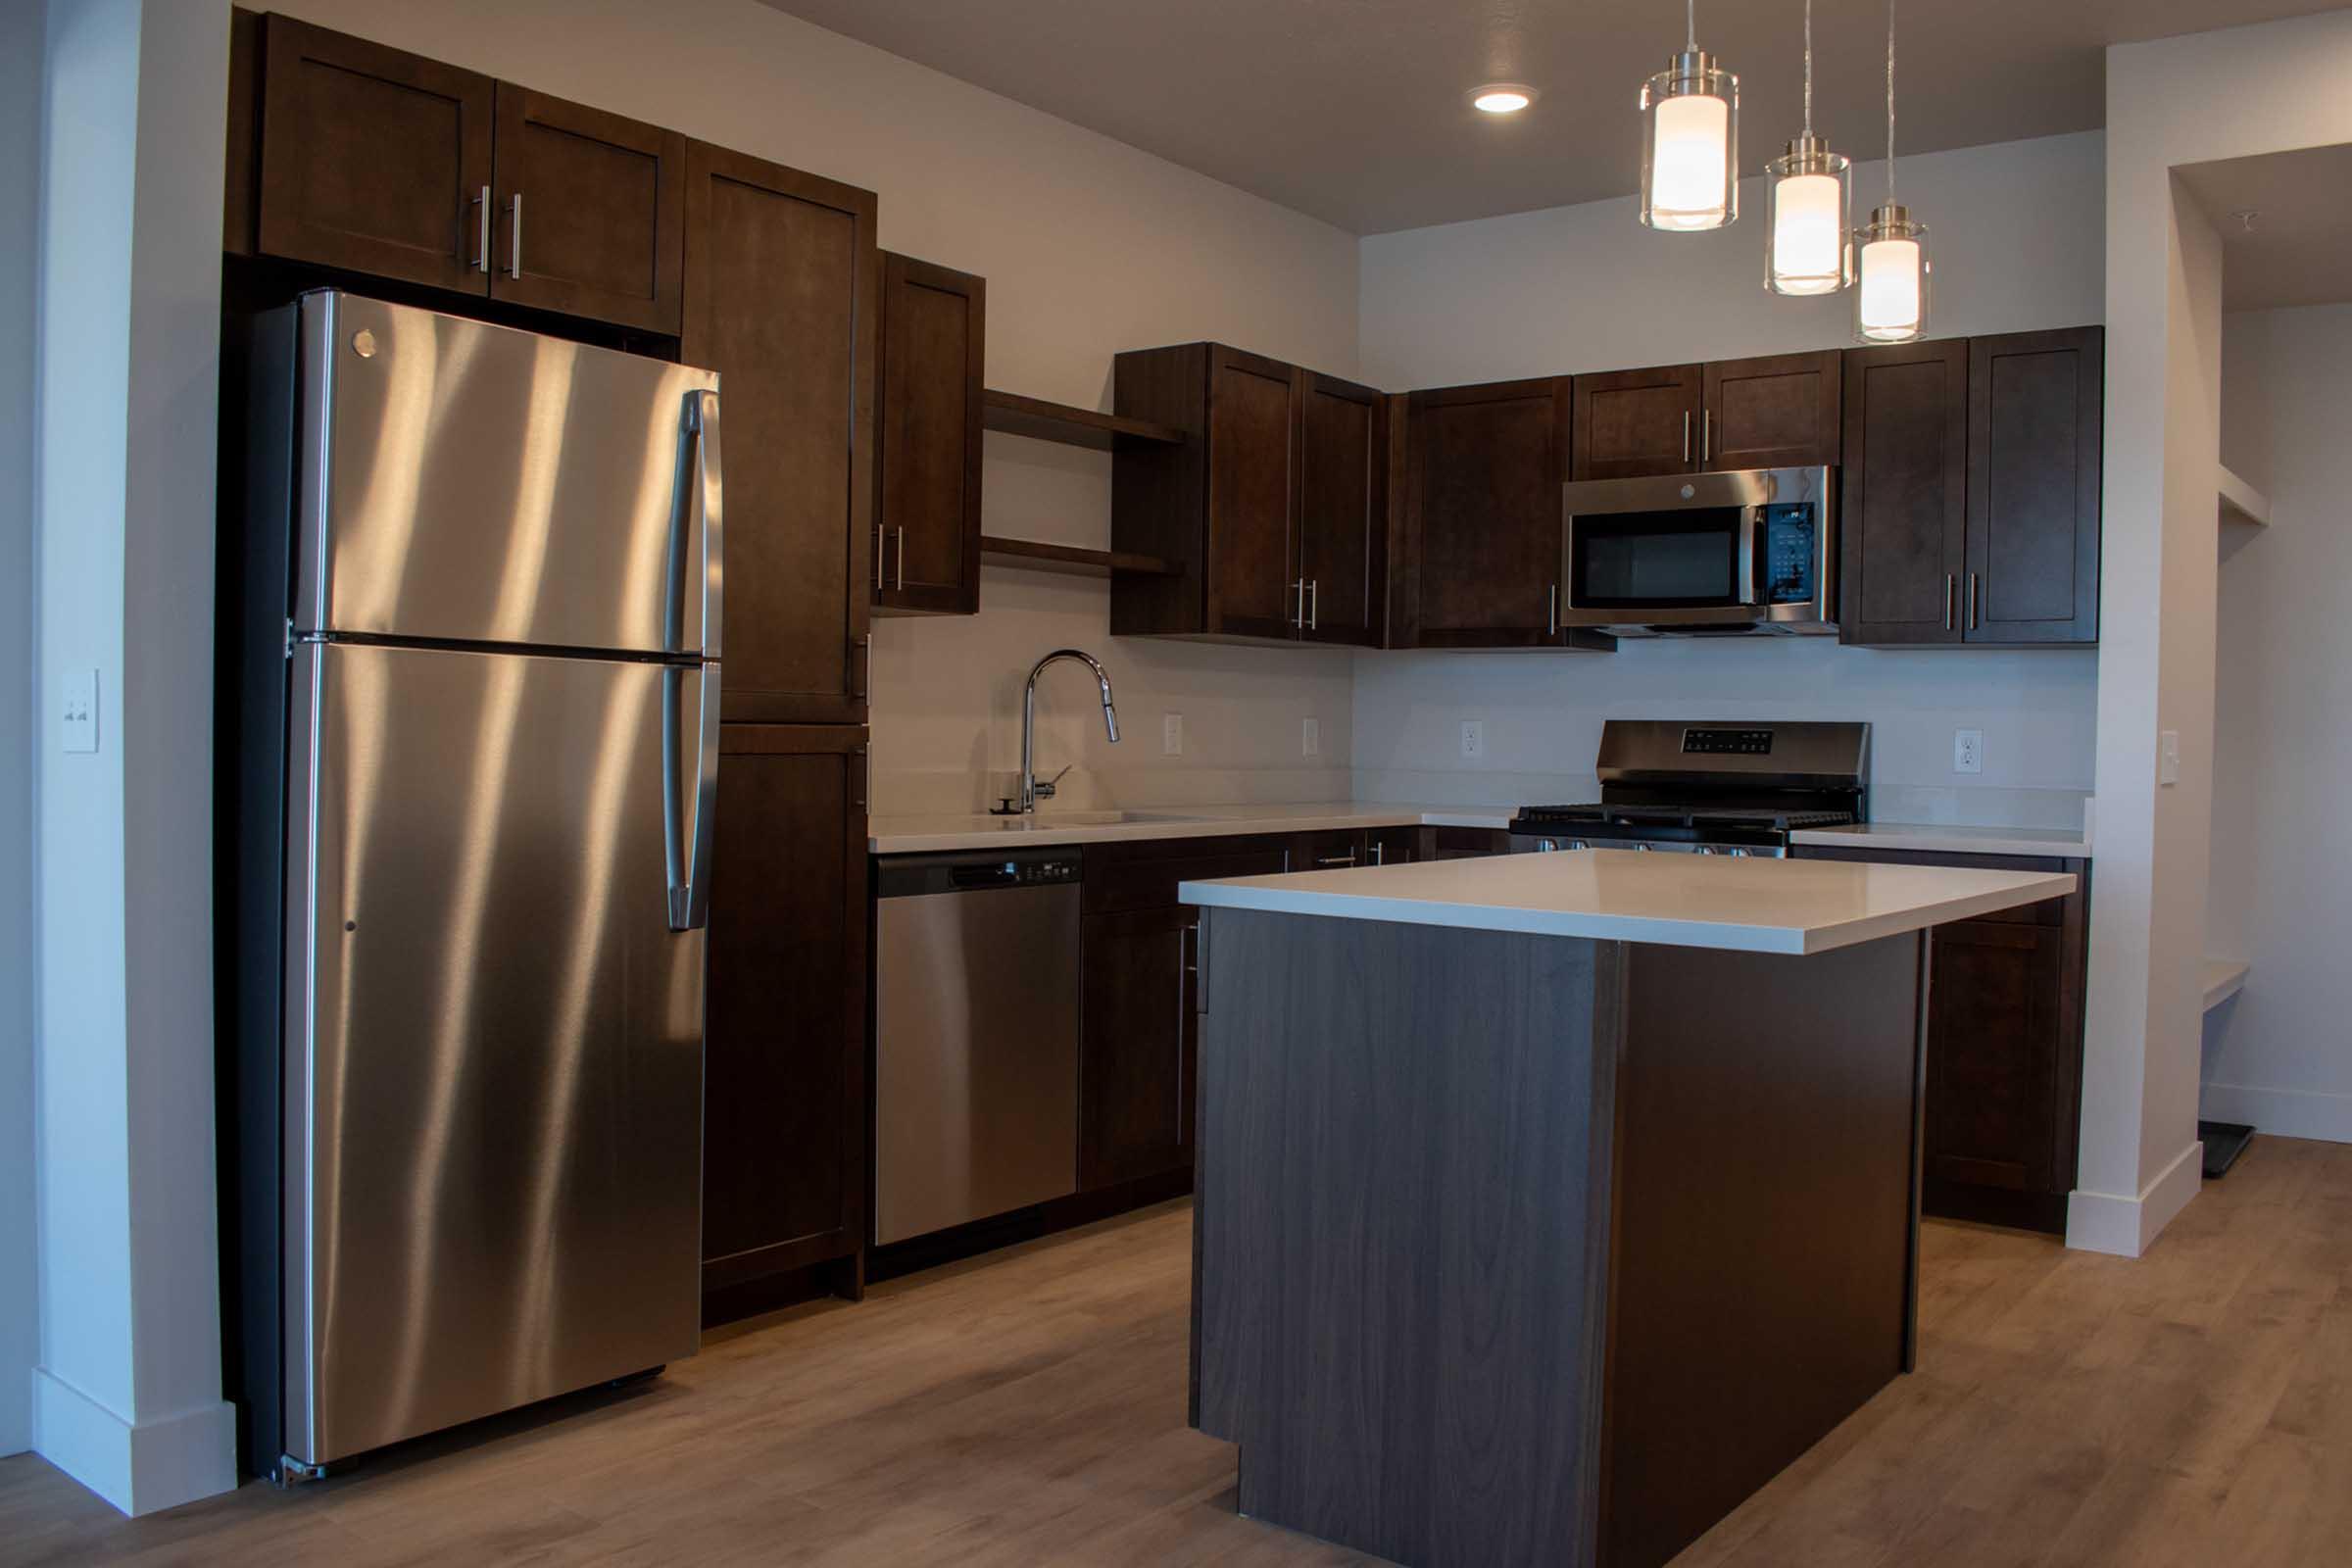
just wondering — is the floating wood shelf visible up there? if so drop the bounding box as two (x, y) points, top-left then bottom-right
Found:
(2202, 957), (2250, 1012)
(979, 534), (1180, 578)
(982, 390), (1186, 451)
(2218, 465), (2272, 528)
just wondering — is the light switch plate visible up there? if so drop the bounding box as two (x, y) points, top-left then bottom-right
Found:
(2159, 729), (2181, 786)
(1953, 728), (1984, 774)
(1460, 720), (1484, 760)
(1301, 717), (1320, 758)
(60, 668), (98, 754)
(1161, 712), (1184, 757)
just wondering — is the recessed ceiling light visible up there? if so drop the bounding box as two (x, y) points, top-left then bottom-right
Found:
(1470, 83), (1537, 115)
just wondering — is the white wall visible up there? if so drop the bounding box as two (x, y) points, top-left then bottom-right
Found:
(270, 0), (1368, 818)
(2201, 305), (2352, 1144)
(2081, 9), (2352, 1257)
(2, 0), (45, 1464)
(31, 0), (236, 1514)
(1352, 133), (2105, 818)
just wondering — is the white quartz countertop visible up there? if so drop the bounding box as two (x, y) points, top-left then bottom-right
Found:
(1788, 822), (2091, 858)
(1179, 849), (2077, 956)
(867, 803), (1513, 855)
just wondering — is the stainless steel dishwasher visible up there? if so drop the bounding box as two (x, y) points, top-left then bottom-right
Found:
(872, 849), (1083, 1246)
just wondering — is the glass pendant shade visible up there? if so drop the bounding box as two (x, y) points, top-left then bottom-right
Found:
(1855, 204), (1930, 342)
(1765, 137), (1851, 295)
(1641, 52), (1738, 231)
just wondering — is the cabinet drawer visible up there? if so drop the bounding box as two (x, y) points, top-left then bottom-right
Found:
(1431, 826), (1511, 858)
(1082, 835), (1291, 914)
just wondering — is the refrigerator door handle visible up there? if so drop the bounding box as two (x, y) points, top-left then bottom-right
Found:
(664, 662), (720, 932)
(666, 389), (725, 660)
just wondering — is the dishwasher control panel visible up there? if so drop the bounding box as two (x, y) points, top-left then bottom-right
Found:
(946, 856), (1080, 890)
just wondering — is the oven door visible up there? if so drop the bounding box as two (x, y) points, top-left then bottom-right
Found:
(1560, 466), (1834, 630)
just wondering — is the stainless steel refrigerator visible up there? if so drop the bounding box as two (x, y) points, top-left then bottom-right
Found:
(223, 291), (720, 1481)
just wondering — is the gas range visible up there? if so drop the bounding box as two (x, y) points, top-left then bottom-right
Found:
(1506, 720), (1870, 858)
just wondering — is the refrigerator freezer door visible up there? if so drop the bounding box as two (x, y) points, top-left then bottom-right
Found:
(282, 641), (706, 1467)
(295, 291), (720, 657)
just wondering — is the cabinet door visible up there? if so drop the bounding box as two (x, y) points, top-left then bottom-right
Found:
(1296, 371), (1387, 647)
(1205, 346), (1302, 640)
(703, 725), (869, 1291)
(1400, 378), (1572, 647)
(1703, 350), (1842, 470)
(1365, 825), (1418, 866)
(488, 84), (685, 332)
(1967, 328), (2102, 645)
(873, 254), (985, 616)
(1926, 918), (2062, 1194)
(1571, 364), (1701, 479)
(256, 15), (494, 293)
(682, 141), (878, 724)
(1840, 340), (1968, 646)
(1081, 906), (1199, 1190)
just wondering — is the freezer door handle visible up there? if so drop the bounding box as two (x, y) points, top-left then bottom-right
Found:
(664, 663), (720, 931)
(666, 389), (724, 660)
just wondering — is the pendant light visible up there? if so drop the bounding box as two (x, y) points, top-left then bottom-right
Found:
(1639, 0), (1739, 232)
(1764, 0), (1852, 295)
(1854, 0), (1929, 341)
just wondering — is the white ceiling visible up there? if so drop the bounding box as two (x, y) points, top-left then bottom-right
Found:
(2179, 146), (2352, 312)
(762, 0), (2345, 234)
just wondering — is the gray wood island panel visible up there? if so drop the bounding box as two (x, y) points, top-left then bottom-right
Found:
(1190, 906), (1932, 1568)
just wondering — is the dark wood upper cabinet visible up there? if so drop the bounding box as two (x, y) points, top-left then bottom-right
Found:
(1570, 363), (1700, 479)
(1703, 350), (1842, 470)
(702, 725), (869, 1298)
(1840, 338), (1969, 646)
(1204, 346), (1303, 641)
(487, 84), (685, 333)
(872, 253), (984, 616)
(255, 15), (495, 294)
(1396, 377), (1602, 650)
(681, 139), (878, 724)
(1967, 327), (2102, 645)
(1296, 370), (1387, 647)
(1111, 344), (1384, 645)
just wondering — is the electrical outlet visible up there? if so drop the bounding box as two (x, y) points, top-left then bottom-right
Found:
(1460, 720), (1484, 760)
(1301, 717), (1320, 758)
(60, 669), (98, 754)
(1161, 712), (1184, 757)
(2159, 729), (2181, 786)
(1953, 728), (1983, 775)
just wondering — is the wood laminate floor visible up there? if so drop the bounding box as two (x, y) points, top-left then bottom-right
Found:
(6, 1136), (2350, 1566)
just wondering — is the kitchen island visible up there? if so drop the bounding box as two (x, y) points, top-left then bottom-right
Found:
(1179, 850), (2076, 1568)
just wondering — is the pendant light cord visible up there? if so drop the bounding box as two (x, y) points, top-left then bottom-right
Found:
(1687, 0), (1697, 52)
(1886, 0), (1897, 202)
(1802, 0), (1813, 138)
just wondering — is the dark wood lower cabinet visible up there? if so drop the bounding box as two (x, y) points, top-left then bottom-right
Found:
(702, 724), (868, 1317)
(1793, 844), (2087, 1233)
(1365, 824), (1418, 866)
(1081, 906), (1198, 1191)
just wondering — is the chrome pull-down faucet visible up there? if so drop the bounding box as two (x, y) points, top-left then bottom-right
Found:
(999, 649), (1119, 814)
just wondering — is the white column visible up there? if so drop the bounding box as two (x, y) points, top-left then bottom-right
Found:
(30, 0), (237, 1513)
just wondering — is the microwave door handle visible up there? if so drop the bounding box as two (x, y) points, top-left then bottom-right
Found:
(1738, 510), (1761, 606)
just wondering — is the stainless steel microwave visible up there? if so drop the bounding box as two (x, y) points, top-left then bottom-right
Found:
(1559, 466), (1837, 634)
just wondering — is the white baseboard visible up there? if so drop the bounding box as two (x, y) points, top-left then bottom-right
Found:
(2065, 1139), (2204, 1257)
(32, 1369), (236, 1517)
(2199, 1082), (2352, 1145)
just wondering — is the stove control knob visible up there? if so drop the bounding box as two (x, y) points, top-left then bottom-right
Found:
(1634, 843), (1652, 852)
(1726, 847), (1750, 858)
(1696, 846), (1719, 856)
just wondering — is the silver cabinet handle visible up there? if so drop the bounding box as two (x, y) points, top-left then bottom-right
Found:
(1548, 582), (1559, 636)
(874, 525), (885, 590)
(506, 190), (522, 279)
(1944, 574), (1956, 631)
(1702, 408), (1712, 464)
(1315, 852), (1358, 867)
(1682, 410), (1691, 464)
(1307, 578), (1319, 631)
(1967, 571), (1981, 631)
(472, 184), (490, 271)
(896, 526), (906, 591)
(1370, 841), (1385, 865)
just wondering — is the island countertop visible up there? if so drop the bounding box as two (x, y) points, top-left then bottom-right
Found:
(1179, 848), (2075, 956)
